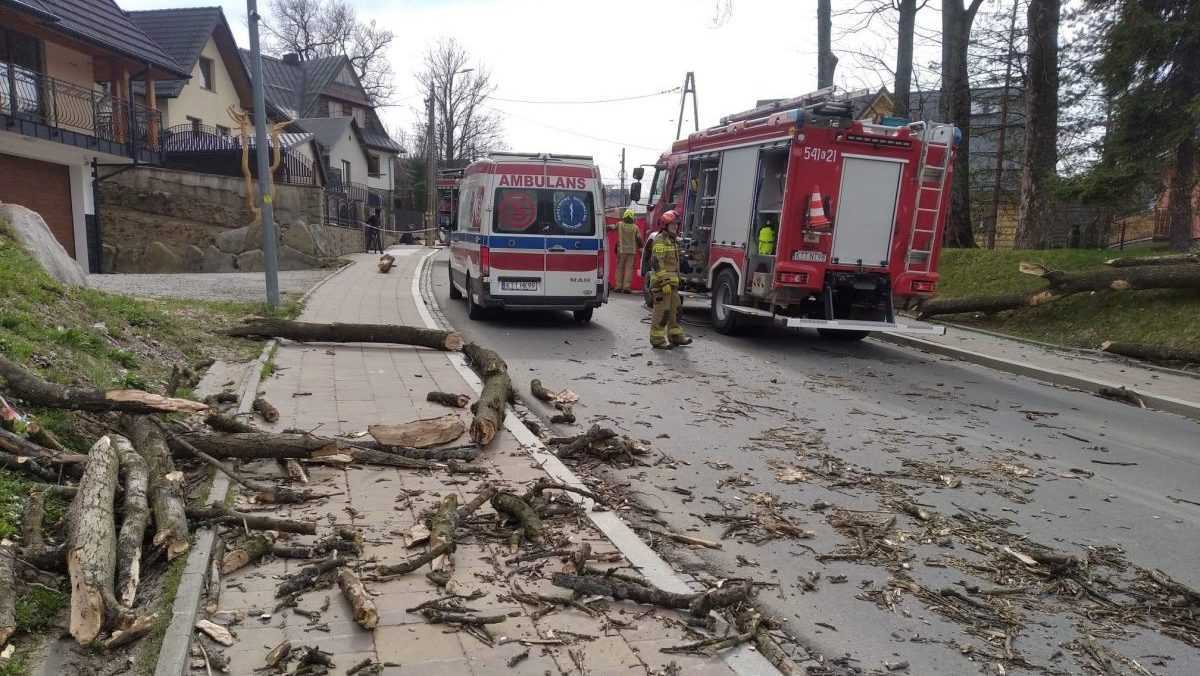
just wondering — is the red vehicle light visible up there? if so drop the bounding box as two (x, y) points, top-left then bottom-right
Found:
(912, 279), (935, 293)
(479, 245), (491, 277)
(597, 249), (605, 279)
(778, 272), (809, 285)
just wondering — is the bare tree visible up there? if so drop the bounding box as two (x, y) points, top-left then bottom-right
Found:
(262, 0), (395, 105)
(817, 0), (839, 88)
(415, 39), (504, 163)
(941, 0), (988, 248)
(1013, 0), (1060, 248)
(834, 1), (930, 117)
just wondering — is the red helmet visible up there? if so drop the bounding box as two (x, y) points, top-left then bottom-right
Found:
(660, 210), (679, 226)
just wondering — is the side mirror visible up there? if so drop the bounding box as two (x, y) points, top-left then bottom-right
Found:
(629, 181), (642, 203)
(632, 167), (645, 181)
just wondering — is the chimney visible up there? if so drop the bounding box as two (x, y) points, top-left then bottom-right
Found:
(282, 53), (300, 66)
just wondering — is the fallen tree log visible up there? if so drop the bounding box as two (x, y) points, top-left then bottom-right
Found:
(0, 398), (69, 454)
(377, 254), (395, 273)
(426, 391), (470, 409)
(917, 290), (1062, 318)
(21, 490), (46, 551)
(0, 355), (206, 414)
(337, 567), (378, 629)
(491, 492), (542, 544)
(277, 557), (342, 597)
(112, 435), (148, 608)
(429, 495), (458, 572)
(368, 414), (465, 448)
(178, 432), (440, 470)
(551, 573), (751, 618)
(68, 436), (125, 644)
(164, 427), (313, 504)
(0, 540), (15, 646)
(253, 397), (280, 423)
(204, 413), (259, 434)
(464, 343), (511, 446)
(1100, 341), (1200, 365)
(372, 543), (450, 578)
(101, 611), (159, 650)
(221, 534), (273, 575)
(186, 504), (317, 535)
(382, 444), (479, 462)
(1104, 253), (1199, 268)
(0, 429), (87, 470)
(0, 449), (57, 482)
(530, 379), (555, 403)
(124, 416), (189, 560)
(224, 318), (464, 351)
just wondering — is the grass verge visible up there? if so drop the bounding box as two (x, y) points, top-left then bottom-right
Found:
(934, 247), (1200, 351)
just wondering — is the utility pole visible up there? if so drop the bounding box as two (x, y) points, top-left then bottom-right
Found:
(619, 148), (627, 206)
(247, 0), (279, 308)
(987, 0), (1021, 250)
(424, 83), (436, 246)
(675, 72), (698, 140)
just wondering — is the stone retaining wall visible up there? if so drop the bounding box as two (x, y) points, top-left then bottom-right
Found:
(98, 166), (392, 273)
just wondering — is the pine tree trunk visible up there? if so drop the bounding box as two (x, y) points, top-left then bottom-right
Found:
(893, 0), (917, 119)
(942, 0), (980, 248)
(113, 435), (149, 608)
(124, 416), (190, 561)
(1014, 0), (1061, 249)
(1168, 134), (1195, 253)
(68, 436), (123, 644)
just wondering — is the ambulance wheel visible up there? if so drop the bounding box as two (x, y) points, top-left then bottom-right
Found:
(710, 270), (742, 335)
(466, 276), (485, 320)
(448, 264), (462, 300)
(817, 329), (871, 341)
(573, 308), (594, 323)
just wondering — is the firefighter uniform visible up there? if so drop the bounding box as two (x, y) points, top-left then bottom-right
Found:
(757, 223), (776, 256)
(649, 234), (691, 348)
(615, 210), (642, 292)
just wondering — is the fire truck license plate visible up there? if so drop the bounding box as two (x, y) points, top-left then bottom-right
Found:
(501, 280), (539, 292)
(793, 250), (827, 262)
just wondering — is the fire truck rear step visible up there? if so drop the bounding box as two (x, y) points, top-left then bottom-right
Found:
(722, 304), (946, 335)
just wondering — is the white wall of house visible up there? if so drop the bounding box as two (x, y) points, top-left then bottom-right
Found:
(325, 129), (369, 186)
(365, 149), (397, 193)
(161, 37), (242, 130)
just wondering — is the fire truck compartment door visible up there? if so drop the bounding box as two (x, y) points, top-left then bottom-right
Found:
(830, 156), (904, 267)
(711, 147), (759, 248)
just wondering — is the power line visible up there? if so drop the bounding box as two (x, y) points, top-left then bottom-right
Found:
(490, 87), (680, 105)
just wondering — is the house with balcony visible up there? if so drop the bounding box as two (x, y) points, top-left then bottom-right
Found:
(243, 49), (403, 227)
(0, 0), (188, 272)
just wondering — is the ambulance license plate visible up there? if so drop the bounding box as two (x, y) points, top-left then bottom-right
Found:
(500, 280), (539, 292)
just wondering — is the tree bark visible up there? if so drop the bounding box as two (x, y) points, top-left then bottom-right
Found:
(221, 534), (274, 575)
(916, 289), (1063, 317)
(0, 449), (57, 481)
(1104, 253), (1198, 267)
(429, 494), (458, 572)
(426, 391), (470, 408)
(550, 573), (751, 618)
(378, 254), (395, 273)
(893, 0), (917, 119)
(187, 504), (317, 535)
(368, 414), (465, 448)
(0, 429), (87, 472)
(337, 567), (379, 630)
(165, 429), (313, 504)
(253, 397), (280, 423)
(373, 542), (450, 577)
(464, 343), (511, 446)
(68, 436), (124, 644)
(491, 492), (542, 543)
(817, 0), (838, 88)
(530, 379), (555, 403)
(1167, 133), (1195, 253)
(22, 490), (46, 551)
(0, 355), (206, 414)
(1014, 0), (1061, 249)
(113, 435), (149, 608)
(101, 611), (159, 650)
(124, 416), (189, 561)
(381, 443), (479, 462)
(204, 413), (259, 434)
(1100, 341), (1200, 365)
(276, 557), (342, 597)
(941, 0), (984, 248)
(224, 318), (464, 351)
(0, 541), (15, 647)
(178, 432), (441, 470)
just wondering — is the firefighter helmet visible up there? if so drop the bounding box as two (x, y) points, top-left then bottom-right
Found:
(623, 209), (635, 222)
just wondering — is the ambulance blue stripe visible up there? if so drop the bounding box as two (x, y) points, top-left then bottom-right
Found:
(450, 232), (600, 251)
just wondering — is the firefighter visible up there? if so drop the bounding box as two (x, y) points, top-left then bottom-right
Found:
(614, 209), (642, 293)
(757, 216), (777, 256)
(648, 210), (692, 349)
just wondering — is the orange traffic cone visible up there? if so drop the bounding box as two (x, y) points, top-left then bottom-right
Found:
(807, 187), (831, 229)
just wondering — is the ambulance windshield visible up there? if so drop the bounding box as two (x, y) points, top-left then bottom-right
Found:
(493, 188), (596, 236)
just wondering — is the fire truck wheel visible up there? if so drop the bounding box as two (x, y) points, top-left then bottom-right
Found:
(448, 264), (463, 300)
(710, 270), (742, 335)
(573, 308), (594, 323)
(466, 275), (485, 320)
(817, 329), (871, 341)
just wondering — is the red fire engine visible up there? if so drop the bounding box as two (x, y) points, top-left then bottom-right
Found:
(631, 95), (957, 339)
(436, 168), (464, 232)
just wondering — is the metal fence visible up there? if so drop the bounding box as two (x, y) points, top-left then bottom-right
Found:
(162, 123), (320, 187)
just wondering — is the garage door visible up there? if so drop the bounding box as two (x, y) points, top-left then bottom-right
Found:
(0, 153), (74, 257)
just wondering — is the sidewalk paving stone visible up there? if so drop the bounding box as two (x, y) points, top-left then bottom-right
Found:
(205, 250), (746, 675)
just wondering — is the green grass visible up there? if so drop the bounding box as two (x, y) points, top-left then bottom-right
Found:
(935, 247), (1200, 351)
(15, 585), (68, 633)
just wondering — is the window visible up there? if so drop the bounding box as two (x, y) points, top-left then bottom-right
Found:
(1, 28), (43, 116)
(187, 116), (202, 134)
(341, 160), (352, 185)
(198, 57), (214, 91)
(646, 166), (667, 209)
(367, 154), (381, 178)
(216, 125), (230, 137)
(493, 189), (595, 236)
(336, 65), (356, 86)
(665, 166), (686, 212)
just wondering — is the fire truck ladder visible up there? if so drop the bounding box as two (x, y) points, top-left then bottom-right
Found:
(905, 123), (954, 273)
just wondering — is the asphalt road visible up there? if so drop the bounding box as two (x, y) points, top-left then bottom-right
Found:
(429, 252), (1200, 675)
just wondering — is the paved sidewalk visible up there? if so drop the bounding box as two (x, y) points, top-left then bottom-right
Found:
(879, 324), (1200, 418)
(213, 249), (749, 676)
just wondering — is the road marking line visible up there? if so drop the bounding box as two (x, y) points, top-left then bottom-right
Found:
(412, 248), (779, 676)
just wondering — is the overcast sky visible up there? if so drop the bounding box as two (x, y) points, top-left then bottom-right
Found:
(119, 0), (949, 183)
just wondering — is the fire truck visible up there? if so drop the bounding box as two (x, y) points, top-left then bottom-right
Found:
(631, 94), (957, 340)
(436, 168), (464, 234)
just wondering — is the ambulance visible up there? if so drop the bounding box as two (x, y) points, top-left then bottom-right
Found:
(447, 153), (609, 322)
